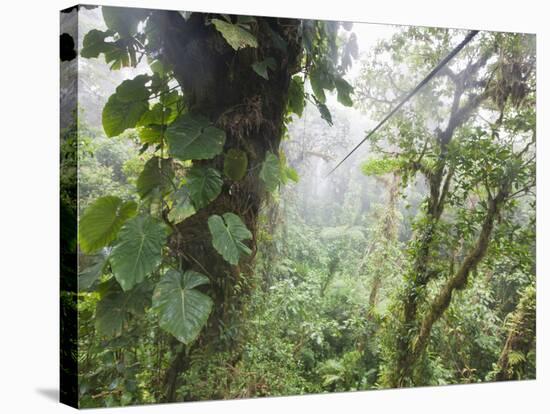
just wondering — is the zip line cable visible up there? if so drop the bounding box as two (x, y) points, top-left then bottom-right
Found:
(326, 30), (479, 177)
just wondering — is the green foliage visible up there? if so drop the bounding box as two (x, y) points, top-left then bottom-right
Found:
(211, 18), (258, 50)
(288, 76), (305, 117)
(334, 77), (354, 107)
(138, 103), (172, 127)
(76, 10), (536, 406)
(318, 351), (366, 390)
(138, 125), (165, 144)
(314, 99), (333, 126)
(153, 269), (213, 344)
(166, 114), (226, 161)
(283, 166), (299, 183)
(79, 196), (137, 254)
(309, 67), (330, 104)
(186, 165), (223, 209)
(79, 253), (109, 291)
(361, 158), (401, 176)
(320, 225), (365, 243)
(223, 149), (248, 181)
(208, 213), (252, 265)
(109, 215), (169, 291)
(167, 187), (196, 224)
(81, 29), (115, 59)
(136, 156), (174, 199)
(95, 282), (151, 337)
(259, 151), (281, 192)
(102, 75), (150, 137)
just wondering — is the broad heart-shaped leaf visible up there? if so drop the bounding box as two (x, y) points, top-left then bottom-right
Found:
(259, 151), (282, 192)
(102, 75), (151, 137)
(136, 156), (174, 199)
(167, 187), (196, 224)
(208, 213), (252, 265)
(114, 75), (151, 102)
(78, 252), (109, 291)
(103, 94), (148, 137)
(166, 114), (226, 161)
(211, 19), (258, 50)
(109, 215), (169, 291)
(224, 149), (248, 181)
(187, 165), (223, 209)
(95, 281), (152, 338)
(79, 196), (137, 254)
(153, 269), (213, 344)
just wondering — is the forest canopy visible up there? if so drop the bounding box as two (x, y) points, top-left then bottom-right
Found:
(63, 5), (536, 408)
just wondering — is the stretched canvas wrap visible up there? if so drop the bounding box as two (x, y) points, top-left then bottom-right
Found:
(60, 4), (536, 409)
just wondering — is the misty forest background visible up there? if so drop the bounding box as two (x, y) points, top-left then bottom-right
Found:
(60, 6), (535, 408)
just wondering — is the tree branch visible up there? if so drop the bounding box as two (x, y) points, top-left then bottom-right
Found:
(412, 186), (508, 360)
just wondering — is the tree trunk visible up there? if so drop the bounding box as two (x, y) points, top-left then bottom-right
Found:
(147, 11), (303, 401)
(367, 174), (400, 311)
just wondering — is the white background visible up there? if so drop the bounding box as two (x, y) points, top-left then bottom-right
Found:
(0, 0), (547, 412)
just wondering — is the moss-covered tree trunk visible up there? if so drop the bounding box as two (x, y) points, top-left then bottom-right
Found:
(148, 11), (302, 401)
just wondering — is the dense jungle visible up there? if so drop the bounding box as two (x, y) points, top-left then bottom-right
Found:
(60, 5), (536, 407)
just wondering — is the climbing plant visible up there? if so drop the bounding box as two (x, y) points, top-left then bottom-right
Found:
(78, 6), (357, 403)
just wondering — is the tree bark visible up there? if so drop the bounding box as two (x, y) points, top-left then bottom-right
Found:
(390, 62), (492, 387)
(147, 11), (303, 401)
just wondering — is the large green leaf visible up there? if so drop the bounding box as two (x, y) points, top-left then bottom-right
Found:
(208, 213), (252, 265)
(223, 149), (248, 181)
(109, 215), (169, 291)
(95, 291), (128, 338)
(136, 156), (174, 199)
(95, 282), (152, 337)
(187, 166), (223, 209)
(79, 196), (137, 254)
(167, 187), (196, 224)
(81, 29), (115, 58)
(102, 75), (150, 137)
(103, 94), (148, 137)
(137, 103), (171, 127)
(166, 114), (226, 161)
(309, 67), (327, 104)
(259, 151), (282, 192)
(153, 269), (213, 344)
(115, 75), (151, 101)
(283, 166), (300, 183)
(103, 43), (132, 70)
(211, 19), (258, 50)
(314, 98), (333, 126)
(334, 76), (354, 107)
(78, 253), (108, 291)
(138, 125), (165, 144)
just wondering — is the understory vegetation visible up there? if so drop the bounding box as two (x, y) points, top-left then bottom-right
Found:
(64, 6), (535, 407)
